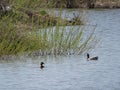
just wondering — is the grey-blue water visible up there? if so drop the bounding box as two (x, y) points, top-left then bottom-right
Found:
(0, 9), (120, 90)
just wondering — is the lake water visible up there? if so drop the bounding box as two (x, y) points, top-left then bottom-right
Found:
(0, 9), (120, 90)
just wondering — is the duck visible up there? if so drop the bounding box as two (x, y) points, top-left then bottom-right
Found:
(40, 62), (44, 69)
(87, 53), (98, 61)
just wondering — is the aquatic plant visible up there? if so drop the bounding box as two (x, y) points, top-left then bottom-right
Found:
(0, 16), (40, 56)
(29, 25), (97, 56)
(0, 0), (97, 57)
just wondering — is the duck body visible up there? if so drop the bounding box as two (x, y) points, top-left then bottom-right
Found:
(87, 53), (98, 61)
(40, 62), (44, 69)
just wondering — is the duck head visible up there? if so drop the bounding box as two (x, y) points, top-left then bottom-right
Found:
(87, 53), (90, 60)
(40, 62), (44, 69)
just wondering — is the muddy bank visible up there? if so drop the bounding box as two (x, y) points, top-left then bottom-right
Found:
(78, 1), (120, 8)
(1, 0), (120, 9)
(36, 0), (120, 9)
(94, 1), (120, 8)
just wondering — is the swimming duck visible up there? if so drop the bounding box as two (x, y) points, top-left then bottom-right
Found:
(87, 53), (98, 61)
(40, 62), (44, 69)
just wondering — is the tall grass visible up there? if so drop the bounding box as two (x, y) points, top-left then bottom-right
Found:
(0, 15), (40, 57)
(0, 0), (97, 57)
(29, 25), (96, 56)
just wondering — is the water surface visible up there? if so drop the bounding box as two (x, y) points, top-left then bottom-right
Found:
(0, 9), (120, 90)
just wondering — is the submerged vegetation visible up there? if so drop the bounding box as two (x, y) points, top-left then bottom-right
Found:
(0, 0), (97, 58)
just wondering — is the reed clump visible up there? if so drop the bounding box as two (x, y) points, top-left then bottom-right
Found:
(0, 16), (40, 57)
(0, 0), (96, 57)
(29, 26), (96, 56)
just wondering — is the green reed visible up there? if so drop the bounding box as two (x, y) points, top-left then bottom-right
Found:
(0, 0), (97, 57)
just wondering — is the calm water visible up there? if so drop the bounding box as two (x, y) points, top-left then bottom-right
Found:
(0, 9), (120, 90)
